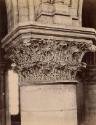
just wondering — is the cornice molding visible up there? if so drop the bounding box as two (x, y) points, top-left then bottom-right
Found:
(1, 22), (96, 50)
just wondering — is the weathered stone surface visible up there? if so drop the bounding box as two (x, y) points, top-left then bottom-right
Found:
(5, 0), (83, 32)
(5, 0), (35, 31)
(35, 0), (83, 26)
(20, 84), (77, 125)
(7, 38), (92, 83)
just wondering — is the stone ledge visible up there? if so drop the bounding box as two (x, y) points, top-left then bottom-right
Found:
(1, 22), (96, 51)
(20, 80), (78, 86)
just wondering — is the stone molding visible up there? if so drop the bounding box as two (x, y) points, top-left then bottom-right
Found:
(1, 23), (96, 84)
(2, 23), (96, 50)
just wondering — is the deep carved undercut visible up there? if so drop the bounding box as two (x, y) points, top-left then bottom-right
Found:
(7, 38), (95, 83)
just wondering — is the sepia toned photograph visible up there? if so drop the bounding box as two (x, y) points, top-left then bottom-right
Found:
(0, 0), (96, 125)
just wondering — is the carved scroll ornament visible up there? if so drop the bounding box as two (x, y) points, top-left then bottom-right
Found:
(7, 38), (95, 82)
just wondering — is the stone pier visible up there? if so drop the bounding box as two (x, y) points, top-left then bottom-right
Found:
(1, 0), (96, 125)
(2, 23), (96, 125)
(21, 83), (77, 125)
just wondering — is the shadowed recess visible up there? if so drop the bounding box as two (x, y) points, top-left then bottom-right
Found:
(82, 0), (96, 28)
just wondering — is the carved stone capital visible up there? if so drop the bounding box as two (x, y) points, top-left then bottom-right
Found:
(7, 38), (95, 83)
(1, 23), (96, 84)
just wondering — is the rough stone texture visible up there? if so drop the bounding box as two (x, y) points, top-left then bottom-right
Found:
(7, 38), (93, 82)
(20, 84), (77, 125)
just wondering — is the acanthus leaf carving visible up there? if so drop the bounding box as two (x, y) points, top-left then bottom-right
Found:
(7, 38), (95, 83)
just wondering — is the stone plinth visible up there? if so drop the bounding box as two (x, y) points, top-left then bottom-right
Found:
(20, 83), (77, 125)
